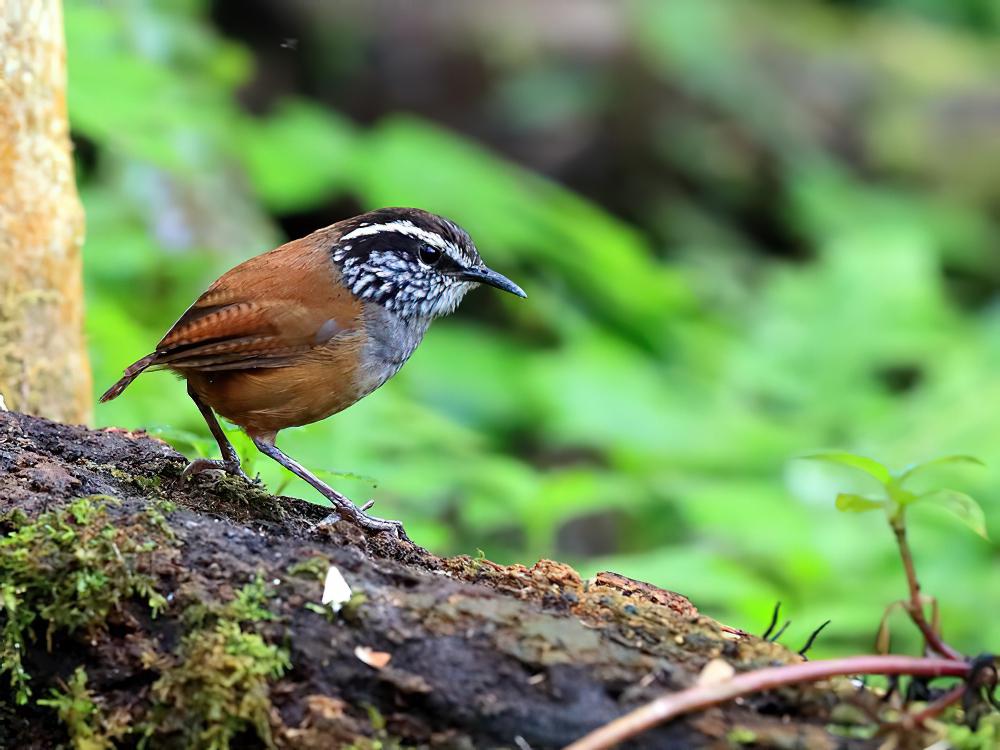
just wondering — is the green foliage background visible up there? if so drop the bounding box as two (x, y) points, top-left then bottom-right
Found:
(72, 0), (999, 658)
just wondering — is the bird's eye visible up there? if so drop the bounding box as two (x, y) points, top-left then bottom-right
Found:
(417, 244), (442, 267)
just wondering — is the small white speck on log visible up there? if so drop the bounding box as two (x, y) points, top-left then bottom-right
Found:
(321, 566), (352, 612)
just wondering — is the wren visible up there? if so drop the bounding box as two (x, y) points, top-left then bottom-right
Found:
(100, 207), (526, 540)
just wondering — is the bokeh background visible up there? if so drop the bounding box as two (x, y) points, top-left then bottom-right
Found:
(75, 0), (999, 657)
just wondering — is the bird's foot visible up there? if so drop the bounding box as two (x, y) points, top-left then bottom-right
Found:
(182, 457), (252, 483)
(316, 497), (410, 543)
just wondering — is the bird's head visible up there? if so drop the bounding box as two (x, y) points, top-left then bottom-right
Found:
(330, 207), (525, 319)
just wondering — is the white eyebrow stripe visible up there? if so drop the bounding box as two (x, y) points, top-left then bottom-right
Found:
(341, 220), (450, 250)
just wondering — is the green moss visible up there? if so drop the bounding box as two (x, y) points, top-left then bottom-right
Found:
(0, 496), (172, 703)
(228, 575), (279, 623)
(2, 499), (291, 747)
(948, 714), (1000, 750)
(468, 548), (487, 574)
(287, 554), (330, 582)
(340, 592), (369, 622)
(142, 579), (290, 750)
(181, 574), (278, 632)
(37, 666), (129, 750)
(146, 621), (288, 750)
(335, 704), (413, 750)
(104, 465), (161, 491)
(726, 727), (759, 745)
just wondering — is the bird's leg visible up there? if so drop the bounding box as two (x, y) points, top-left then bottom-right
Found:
(183, 383), (251, 481)
(250, 434), (409, 542)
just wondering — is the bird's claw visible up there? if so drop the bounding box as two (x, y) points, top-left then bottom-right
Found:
(182, 457), (252, 484)
(315, 500), (410, 543)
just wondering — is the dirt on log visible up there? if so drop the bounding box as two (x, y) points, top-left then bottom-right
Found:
(0, 411), (869, 749)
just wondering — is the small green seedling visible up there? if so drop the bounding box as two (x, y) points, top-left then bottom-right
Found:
(802, 452), (987, 539)
(802, 451), (988, 656)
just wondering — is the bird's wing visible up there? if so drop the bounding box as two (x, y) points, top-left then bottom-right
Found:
(152, 235), (362, 372)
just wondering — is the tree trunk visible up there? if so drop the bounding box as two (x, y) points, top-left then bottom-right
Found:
(0, 411), (879, 750)
(0, 0), (90, 423)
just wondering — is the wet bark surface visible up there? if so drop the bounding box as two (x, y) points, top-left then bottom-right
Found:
(0, 411), (869, 749)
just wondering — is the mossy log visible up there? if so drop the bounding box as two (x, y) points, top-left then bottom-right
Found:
(0, 411), (869, 749)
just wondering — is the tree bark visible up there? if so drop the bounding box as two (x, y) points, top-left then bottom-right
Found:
(0, 0), (90, 423)
(0, 411), (883, 749)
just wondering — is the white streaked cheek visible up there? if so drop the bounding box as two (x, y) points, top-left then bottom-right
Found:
(430, 281), (474, 317)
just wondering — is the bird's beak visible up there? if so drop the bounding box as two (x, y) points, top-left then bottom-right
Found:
(458, 265), (526, 298)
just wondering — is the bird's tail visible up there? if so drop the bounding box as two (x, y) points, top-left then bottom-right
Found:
(99, 353), (157, 403)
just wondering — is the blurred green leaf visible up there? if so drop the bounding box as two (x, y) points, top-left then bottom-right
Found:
(800, 453), (892, 486)
(66, 2), (247, 171)
(313, 467), (379, 486)
(917, 490), (989, 539)
(237, 101), (359, 213)
(355, 115), (694, 350)
(150, 426), (214, 458)
(897, 455), (985, 484)
(834, 493), (886, 514)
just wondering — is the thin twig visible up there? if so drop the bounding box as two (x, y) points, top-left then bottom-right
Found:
(563, 656), (968, 750)
(903, 683), (965, 729)
(891, 520), (962, 660)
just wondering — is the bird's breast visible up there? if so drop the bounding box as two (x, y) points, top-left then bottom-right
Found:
(357, 306), (431, 396)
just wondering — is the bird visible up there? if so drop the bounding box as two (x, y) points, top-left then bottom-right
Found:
(100, 207), (526, 541)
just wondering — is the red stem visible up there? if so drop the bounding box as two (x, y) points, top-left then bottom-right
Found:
(563, 655), (968, 750)
(892, 520), (962, 660)
(903, 683), (966, 728)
